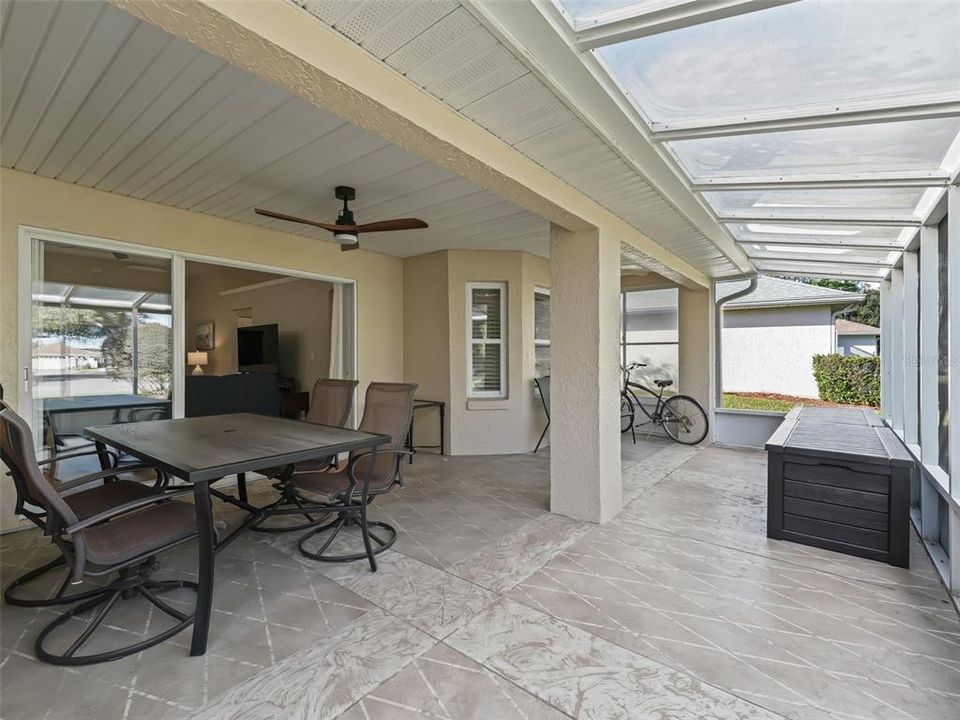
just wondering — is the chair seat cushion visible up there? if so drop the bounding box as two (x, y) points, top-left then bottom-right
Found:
(64, 481), (156, 520)
(84, 500), (198, 566)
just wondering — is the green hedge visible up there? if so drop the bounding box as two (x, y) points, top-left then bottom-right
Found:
(812, 354), (881, 407)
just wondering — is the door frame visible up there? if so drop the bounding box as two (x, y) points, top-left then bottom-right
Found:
(17, 225), (358, 430)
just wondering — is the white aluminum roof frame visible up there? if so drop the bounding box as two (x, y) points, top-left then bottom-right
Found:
(546, 0), (960, 282)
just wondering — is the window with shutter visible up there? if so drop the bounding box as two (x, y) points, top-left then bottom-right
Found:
(467, 283), (507, 398)
(534, 288), (550, 378)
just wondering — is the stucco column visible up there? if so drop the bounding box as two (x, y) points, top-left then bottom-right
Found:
(678, 285), (714, 441)
(549, 224), (621, 523)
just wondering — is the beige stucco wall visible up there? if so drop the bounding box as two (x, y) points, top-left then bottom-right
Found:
(446, 250), (550, 455)
(400, 249), (550, 456)
(402, 251), (450, 451)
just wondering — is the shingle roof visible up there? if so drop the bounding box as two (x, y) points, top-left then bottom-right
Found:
(717, 276), (864, 310)
(835, 318), (881, 336)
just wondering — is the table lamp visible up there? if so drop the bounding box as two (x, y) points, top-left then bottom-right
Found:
(188, 351), (208, 376)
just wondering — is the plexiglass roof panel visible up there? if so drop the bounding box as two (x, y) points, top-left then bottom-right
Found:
(728, 222), (906, 247)
(669, 118), (960, 180)
(596, 1), (960, 124)
(704, 188), (927, 219)
(745, 245), (900, 266)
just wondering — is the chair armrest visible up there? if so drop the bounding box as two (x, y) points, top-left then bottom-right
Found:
(36, 448), (119, 468)
(57, 464), (166, 493)
(65, 488), (193, 534)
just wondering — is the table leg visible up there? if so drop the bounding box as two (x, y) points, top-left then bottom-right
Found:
(236, 472), (248, 504)
(439, 404), (445, 455)
(190, 479), (215, 656)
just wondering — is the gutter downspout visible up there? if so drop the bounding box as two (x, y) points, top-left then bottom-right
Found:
(714, 274), (758, 409)
(831, 304), (858, 354)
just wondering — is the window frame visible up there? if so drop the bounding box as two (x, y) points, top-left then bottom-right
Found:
(466, 281), (508, 399)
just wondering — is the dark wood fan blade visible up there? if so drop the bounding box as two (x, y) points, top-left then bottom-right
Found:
(254, 208), (352, 233)
(355, 218), (428, 232)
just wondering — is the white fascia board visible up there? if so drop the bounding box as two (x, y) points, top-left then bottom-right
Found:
(465, 0), (754, 274)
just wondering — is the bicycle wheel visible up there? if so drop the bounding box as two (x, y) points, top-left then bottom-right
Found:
(660, 395), (709, 445)
(620, 393), (634, 433)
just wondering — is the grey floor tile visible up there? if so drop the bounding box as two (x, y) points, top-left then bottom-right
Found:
(447, 596), (782, 719)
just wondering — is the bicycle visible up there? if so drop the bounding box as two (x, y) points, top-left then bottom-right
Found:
(619, 361), (708, 445)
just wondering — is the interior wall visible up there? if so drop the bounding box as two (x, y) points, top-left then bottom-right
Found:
(0, 169), (404, 413)
(185, 264), (333, 389)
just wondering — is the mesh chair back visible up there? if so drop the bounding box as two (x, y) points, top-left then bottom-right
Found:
(0, 400), (81, 538)
(535, 376), (550, 419)
(353, 383), (418, 483)
(306, 378), (358, 427)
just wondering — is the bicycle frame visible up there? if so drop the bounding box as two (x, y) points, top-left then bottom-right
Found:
(622, 378), (667, 427)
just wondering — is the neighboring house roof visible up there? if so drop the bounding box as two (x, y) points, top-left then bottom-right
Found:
(835, 318), (881, 336)
(717, 275), (864, 310)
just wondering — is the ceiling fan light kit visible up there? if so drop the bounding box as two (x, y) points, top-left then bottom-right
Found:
(255, 185), (428, 252)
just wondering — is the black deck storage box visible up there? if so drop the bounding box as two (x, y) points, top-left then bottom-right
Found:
(765, 406), (914, 568)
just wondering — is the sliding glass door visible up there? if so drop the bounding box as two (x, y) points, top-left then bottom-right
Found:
(25, 235), (173, 450)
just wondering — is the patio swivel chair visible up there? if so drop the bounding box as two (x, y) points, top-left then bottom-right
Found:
(250, 378), (359, 532)
(0, 401), (199, 665)
(2, 404), (169, 608)
(265, 382), (417, 571)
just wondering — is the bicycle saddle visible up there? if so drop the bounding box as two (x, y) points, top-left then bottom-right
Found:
(654, 379), (673, 388)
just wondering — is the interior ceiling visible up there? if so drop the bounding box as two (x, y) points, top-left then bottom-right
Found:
(0, 0), (549, 259)
(290, 0), (741, 277)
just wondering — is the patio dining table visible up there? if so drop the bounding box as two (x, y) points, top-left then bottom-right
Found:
(84, 413), (389, 656)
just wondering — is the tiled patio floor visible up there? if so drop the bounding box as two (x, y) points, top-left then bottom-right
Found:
(1, 438), (958, 719)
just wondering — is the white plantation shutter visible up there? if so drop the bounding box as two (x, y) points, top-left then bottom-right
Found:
(468, 283), (506, 397)
(534, 288), (550, 378)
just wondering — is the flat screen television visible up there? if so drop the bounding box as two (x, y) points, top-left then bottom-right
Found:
(237, 323), (279, 374)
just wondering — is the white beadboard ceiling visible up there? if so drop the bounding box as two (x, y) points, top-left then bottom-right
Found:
(292, 0), (740, 277)
(0, 0), (549, 259)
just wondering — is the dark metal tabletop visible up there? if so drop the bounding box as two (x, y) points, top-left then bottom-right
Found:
(84, 413), (389, 483)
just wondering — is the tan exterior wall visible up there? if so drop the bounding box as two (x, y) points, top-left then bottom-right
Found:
(0, 169), (403, 410)
(399, 249), (550, 456)
(402, 252), (450, 451)
(446, 250), (550, 455)
(184, 266), (333, 387)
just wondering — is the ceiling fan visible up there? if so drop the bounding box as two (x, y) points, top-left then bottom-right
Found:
(255, 186), (428, 251)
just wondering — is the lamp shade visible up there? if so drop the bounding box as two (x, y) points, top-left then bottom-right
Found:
(187, 351), (208, 366)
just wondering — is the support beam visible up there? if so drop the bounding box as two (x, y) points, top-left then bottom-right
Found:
(888, 268), (904, 433)
(111, 0), (711, 289)
(693, 172), (952, 192)
(918, 225), (940, 464)
(651, 97), (960, 141)
(549, 224), (622, 523)
(901, 250), (919, 446)
(736, 239), (907, 252)
(678, 285), (714, 437)
(949, 185), (960, 506)
(573, 0), (798, 50)
(718, 214), (921, 227)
